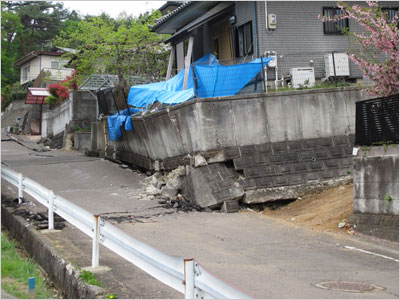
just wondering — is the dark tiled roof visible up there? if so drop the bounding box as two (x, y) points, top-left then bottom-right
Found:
(151, 1), (193, 30)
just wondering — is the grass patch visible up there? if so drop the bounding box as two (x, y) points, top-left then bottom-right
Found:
(1, 232), (56, 299)
(271, 81), (356, 93)
(79, 270), (102, 286)
(105, 293), (118, 299)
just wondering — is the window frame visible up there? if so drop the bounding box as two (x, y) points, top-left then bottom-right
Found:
(235, 21), (253, 57)
(382, 7), (399, 24)
(50, 60), (60, 69)
(22, 65), (30, 81)
(322, 7), (349, 35)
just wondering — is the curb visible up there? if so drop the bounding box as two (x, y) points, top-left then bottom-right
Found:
(1, 202), (105, 299)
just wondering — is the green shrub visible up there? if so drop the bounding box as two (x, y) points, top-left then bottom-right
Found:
(45, 95), (57, 105)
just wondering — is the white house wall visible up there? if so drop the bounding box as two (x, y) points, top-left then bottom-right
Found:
(20, 56), (41, 84)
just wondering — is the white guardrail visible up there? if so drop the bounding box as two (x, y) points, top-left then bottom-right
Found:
(1, 166), (252, 299)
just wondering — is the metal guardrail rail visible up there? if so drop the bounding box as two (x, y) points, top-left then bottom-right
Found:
(1, 166), (252, 299)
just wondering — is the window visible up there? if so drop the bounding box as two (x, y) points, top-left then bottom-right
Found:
(382, 7), (399, 23)
(236, 21), (253, 57)
(50, 60), (60, 69)
(22, 65), (30, 81)
(323, 7), (349, 34)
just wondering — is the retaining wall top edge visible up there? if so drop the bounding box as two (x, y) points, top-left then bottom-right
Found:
(124, 86), (363, 121)
(355, 145), (399, 158)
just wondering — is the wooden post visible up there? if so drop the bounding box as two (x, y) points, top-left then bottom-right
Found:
(166, 45), (176, 80)
(183, 36), (194, 90)
(39, 103), (43, 136)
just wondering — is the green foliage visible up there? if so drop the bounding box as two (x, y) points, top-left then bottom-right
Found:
(274, 80), (354, 93)
(384, 194), (393, 205)
(72, 125), (91, 132)
(55, 10), (170, 88)
(44, 95), (57, 105)
(105, 293), (118, 299)
(1, 1), (80, 88)
(1, 82), (27, 111)
(79, 270), (102, 286)
(1, 232), (54, 299)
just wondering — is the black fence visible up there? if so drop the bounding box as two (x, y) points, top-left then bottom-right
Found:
(96, 87), (130, 116)
(355, 94), (399, 146)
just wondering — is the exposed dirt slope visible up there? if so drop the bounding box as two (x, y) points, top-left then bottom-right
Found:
(262, 182), (354, 234)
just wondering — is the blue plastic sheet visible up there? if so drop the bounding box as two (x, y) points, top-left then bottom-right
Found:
(107, 109), (135, 141)
(109, 54), (272, 141)
(127, 54), (272, 107)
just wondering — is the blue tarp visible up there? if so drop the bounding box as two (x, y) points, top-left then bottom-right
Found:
(108, 54), (272, 141)
(107, 108), (137, 141)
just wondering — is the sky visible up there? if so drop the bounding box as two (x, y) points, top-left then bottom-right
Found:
(59, 1), (166, 18)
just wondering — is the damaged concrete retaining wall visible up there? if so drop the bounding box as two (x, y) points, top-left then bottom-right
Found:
(112, 87), (366, 166)
(97, 87), (369, 206)
(347, 145), (399, 241)
(42, 91), (97, 138)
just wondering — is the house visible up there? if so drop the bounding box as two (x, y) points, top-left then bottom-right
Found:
(13, 48), (75, 88)
(152, 1), (398, 88)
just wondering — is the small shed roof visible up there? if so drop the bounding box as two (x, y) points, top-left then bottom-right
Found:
(26, 88), (49, 104)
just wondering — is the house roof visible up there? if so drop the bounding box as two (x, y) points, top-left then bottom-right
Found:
(26, 88), (49, 105)
(14, 51), (64, 67)
(165, 1), (234, 43)
(151, 1), (221, 34)
(158, 1), (185, 13)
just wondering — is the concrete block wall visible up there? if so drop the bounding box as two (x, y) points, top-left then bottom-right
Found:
(74, 132), (91, 151)
(353, 145), (399, 215)
(41, 91), (97, 139)
(227, 135), (354, 191)
(42, 97), (72, 138)
(348, 145), (399, 242)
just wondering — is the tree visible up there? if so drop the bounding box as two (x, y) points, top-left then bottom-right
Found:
(55, 10), (170, 89)
(319, 1), (399, 97)
(1, 1), (79, 107)
(2, 1), (71, 55)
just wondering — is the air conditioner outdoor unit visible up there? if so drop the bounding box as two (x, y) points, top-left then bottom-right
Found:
(290, 67), (315, 88)
(324, 53), (350, 77)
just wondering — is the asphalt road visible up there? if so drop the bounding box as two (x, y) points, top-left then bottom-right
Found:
(1, 134), (399, 299)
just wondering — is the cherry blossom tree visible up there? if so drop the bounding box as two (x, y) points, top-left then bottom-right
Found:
(319, 1), (399, 97)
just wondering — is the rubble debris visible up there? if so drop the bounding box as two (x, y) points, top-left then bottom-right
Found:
(145, 185), (161, 196)
(194, 154), (208, 167)
(338, 222), (346, 229)
(182, 163), (244, 213)
(141, 163), (244, 213)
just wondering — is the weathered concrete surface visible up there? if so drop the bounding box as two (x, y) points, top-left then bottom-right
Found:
(183, 163), (244, 211)
(350, 145), (399, 241)
(42, 91), (96, 139)
(1, 204), (104, 299)
(347, 213), (399, 242)
(74, 132), (91, 151)
(42, 98), (72, 138)
(2, 138), (398, 299)
(113, 87), (367, 161)
(353, 145), (399, 215)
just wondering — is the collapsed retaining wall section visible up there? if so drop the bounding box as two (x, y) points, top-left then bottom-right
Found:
(104, 87), (368, 204)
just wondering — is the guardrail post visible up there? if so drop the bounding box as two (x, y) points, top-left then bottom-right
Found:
(18, 173), (24, 204)
(184, 258), (195, 299)
(48, 190), (55, 230)
(92, 215), (100, 268)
